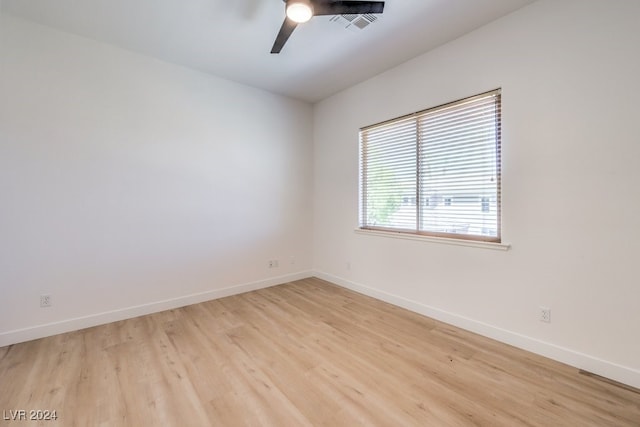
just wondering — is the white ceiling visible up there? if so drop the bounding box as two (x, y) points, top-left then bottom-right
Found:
(1, 0), (536, 102)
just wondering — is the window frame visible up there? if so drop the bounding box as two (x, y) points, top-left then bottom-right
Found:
(359, 89), (502, 244)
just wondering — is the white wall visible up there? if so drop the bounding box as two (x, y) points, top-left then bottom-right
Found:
(0, 15), (313, 345)
(313, 0), (640, 388)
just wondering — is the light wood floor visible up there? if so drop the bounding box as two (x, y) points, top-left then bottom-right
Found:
(1, 278), (638, 426)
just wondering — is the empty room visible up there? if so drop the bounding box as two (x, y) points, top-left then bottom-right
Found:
(1, 0), (639, 425)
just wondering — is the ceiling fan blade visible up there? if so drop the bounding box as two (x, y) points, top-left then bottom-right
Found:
(313, 1), (385, 16)
(271, 18), (298, 54)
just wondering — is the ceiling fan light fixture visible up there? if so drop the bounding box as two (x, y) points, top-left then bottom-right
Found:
(286, 0), (314, 23)
(272, 0), (385, 54)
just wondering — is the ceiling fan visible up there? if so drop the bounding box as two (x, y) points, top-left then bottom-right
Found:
(271, 0), (385, 54)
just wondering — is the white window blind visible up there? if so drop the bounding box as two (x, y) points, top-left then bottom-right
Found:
(360, 89), (502, 243)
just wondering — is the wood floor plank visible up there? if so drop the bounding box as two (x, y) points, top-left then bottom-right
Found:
(1, 277), (638, 426)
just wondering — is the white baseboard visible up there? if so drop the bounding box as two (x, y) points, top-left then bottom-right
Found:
(0, 271), (313, 347)
(314, 270), (640, 390)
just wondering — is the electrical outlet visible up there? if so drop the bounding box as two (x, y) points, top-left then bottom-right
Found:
(40, 294), (52, 308)
(268, 260), (279, 268)
(539, 306), (551, 323)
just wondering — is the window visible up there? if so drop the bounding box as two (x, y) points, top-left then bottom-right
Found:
(359, 89), (501, 243)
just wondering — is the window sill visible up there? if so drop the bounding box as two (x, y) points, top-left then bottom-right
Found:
(354, 228), (511, 251)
